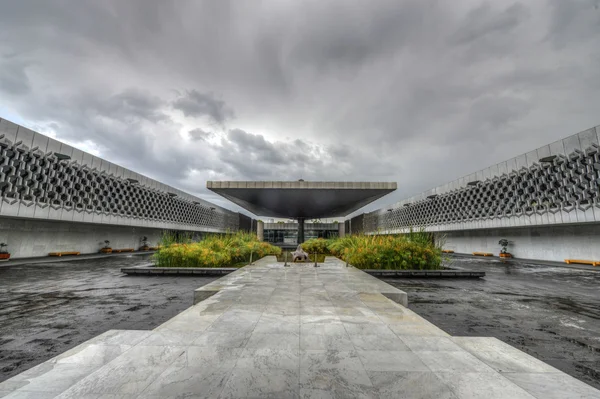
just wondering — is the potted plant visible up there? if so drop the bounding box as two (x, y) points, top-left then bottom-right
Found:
(499, 238), (512, 258)
(100, 240), (112, 254)
(0, 243), (10, 261)
(140, 236), (150, 251)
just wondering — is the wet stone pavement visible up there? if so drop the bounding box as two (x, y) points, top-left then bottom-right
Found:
(3, 256), (598, 398)
(383, 256), (600, 390)
(0, 255), (218, 382)
(1, 254), (599, 394)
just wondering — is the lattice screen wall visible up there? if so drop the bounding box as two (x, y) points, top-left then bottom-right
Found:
(0, 119), (238, 232)
(357, 126), (600, 234)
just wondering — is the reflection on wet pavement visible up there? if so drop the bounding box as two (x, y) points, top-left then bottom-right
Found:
(382, 256), (600, 390)
(0, 255), (217, 382)
(2, 254), (599, 391)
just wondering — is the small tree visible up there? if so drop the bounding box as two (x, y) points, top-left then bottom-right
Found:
(103, 240), (111, 249)
(498, 239), (509, 254)
(141, 236), (148, 247)
(0, 243), (8, 254)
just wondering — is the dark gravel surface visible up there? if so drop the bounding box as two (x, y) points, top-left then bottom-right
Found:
(0, 255), (217, 382)
(382, 256), (600, 390)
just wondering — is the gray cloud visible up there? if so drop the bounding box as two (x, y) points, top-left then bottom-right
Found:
(173, 90), (233, 124)
(188, 128), (212, 141)
(98, 89), (167, 123)
(0, 0), (599, 216)
(449, 3), (529, 46)
(213, 129), (393, 187)
(545, 0), (600, 48)
(0, 53), (31, 95)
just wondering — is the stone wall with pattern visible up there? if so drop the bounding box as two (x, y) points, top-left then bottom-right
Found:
(353, 125), (600, 235)
(0, 118), (239, 233)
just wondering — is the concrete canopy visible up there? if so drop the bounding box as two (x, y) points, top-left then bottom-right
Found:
(207, 181), (397, 218)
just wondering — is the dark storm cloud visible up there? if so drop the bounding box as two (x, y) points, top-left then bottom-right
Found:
(449, 3), (529, 46)
(0, 0), (599, 214)
(188, 128), (212, 141)
(98, 89), (168, 123)
(226, 129), (286, 165)
(446, 3), (531, 63)
(213, 128), (388, 184)
(0, 53), (31, 95)
(173, 90), (234, 124)
(288, 1), (426, 70)
(218, 129), (322, 180)
(11, 87), (219, 190)
(545, 0), (600, 48)
(468, 95), (531, 130)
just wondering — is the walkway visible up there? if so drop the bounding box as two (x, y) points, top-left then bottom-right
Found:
(1, 257), (598, 398)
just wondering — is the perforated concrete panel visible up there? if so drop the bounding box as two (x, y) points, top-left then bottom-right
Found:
(0, 119), (238, 233)
(359, 126), (600, 233)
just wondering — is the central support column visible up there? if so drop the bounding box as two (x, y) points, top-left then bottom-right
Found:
(297, 217), (305, 244)
(256, 220), (264, 241)
(338, 222), (345, 238)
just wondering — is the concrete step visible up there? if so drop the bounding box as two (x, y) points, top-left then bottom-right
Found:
(2, 259), (598, 398)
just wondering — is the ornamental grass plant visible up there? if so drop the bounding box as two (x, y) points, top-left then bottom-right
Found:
(301, 238), (331, 255)
(154, 231), (281, 268)
(304, 230), (442, 270)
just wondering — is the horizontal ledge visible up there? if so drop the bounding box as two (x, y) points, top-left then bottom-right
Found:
(363, 269), (485, 278)
(120, 266), (238, 276)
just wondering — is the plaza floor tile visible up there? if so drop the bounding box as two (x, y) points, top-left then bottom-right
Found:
(4, 257), (596, 398)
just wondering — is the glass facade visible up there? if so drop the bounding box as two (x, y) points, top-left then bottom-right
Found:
(264, 225), (338, 244)
(264, 229), (297, 245)
(305, 229), (338, 240)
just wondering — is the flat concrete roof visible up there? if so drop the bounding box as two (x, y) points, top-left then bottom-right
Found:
(207, 181), (397, 218)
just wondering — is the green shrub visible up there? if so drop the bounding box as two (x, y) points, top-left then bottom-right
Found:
(301, 238), (331, 255)
(405, 226), (435, 246)
(154, 231), (281, 268)
(327, 234), (442, 270)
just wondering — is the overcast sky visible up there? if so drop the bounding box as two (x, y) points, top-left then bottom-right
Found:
(1, 0), (599, 217)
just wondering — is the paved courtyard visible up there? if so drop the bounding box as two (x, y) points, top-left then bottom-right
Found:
(1, 257), (599, 398)
(0, 254), (218, 382)
(385, 255), (600, 390)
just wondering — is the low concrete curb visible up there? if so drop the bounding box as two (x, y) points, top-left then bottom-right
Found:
(1, 251), (156, 267)
(381, 291), (409, 307)
(447, 252), (600, 272)
(121, 264), (238, 276)
(364, 269), (485, 278)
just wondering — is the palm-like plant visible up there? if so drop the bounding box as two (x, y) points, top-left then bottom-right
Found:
(498, 239), (509, 254)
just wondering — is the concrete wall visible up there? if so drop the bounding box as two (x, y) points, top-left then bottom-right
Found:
(361, 124), (600, 234)
(0, 217), (169, 258)
(352, 124), (600, 263)
(440, 223), (600, 262)
(0, 117), (238, 233)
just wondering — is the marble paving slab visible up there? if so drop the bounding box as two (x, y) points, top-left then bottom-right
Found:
(1, 256), (599, 398)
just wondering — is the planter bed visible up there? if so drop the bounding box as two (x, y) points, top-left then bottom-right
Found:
(363, 269), (485, 278)
(121, 264), (238, 276)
